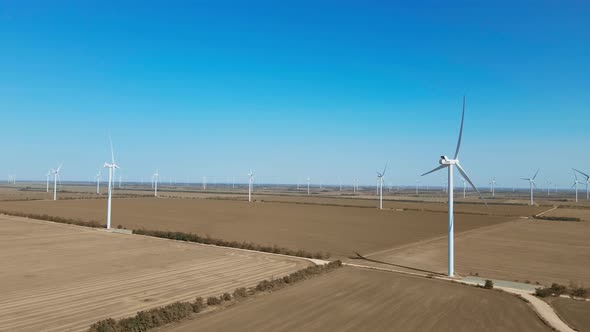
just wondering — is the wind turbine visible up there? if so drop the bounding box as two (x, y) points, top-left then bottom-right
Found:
(248, 171), (254, 202)
(521, 169), (539, 206)
(103, 137), (119, 229)
(46, 170), (51, 193)
(153, 170), (159, 197)
(415, 179), (420, 195)
(96, 169), (102, 194)
(307, 177), (311, 195)
(421, 96), (485, 278)
(376, 164), (387, 209)
(489, 177), (496, 197)
(573, 169), (589, 200)
(571, 170), (583, 203)
(52, 163), (63, 201)
(460, 177), (467, 198)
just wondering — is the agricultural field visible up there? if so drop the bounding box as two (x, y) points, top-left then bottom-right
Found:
(161, 267), (551, 332)
(541, 206), (590, 221)
(545, 297), (590, 332)
(361, 219), (590, 285)
(0, 215), (309, 332)
(0, 197), (512, 259)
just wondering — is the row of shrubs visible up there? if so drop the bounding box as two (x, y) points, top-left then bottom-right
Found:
(0, 210), (329, 260)
(133, 228), (329, 259)
(89, 260), (342, 332)
(0, 210), (104, 228)
(535, 283), (588, 298)
(533, 215), (581, 222)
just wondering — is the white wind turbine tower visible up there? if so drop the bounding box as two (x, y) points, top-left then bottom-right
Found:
(490, 177), (496, 197)
(460, 177), (467, 198)
(573, 169), (589, 200)
(248, 171), (254, 202)
(307, 177), (311, 195)
(421, 96), (485, 278)
(521, 169), (539, 206)
(103, 137), (119, 229)
(415, 179), (420, 195)
(376, 164), (387, 209)
(96, 169), (102, 194)
(51, 163), (63, 201)
(153, 170), (159, 197)
(571, 170), (583, 203)
(46, 170), (51, 193)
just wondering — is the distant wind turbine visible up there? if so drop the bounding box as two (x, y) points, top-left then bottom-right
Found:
(103, 137), (119, 229)
(153, 170), (159, 197)
(96, 169), (101, 194)
(489, 177), (496, 197)
(421, 96), (485, 277)
(521, 169), (540, 206)
(46, 170), (51, 193)
(52, 163), (63, 201)
(248, 171), (254, 202)
(460, 177), (467, 198)
(376, 163), (387, 210)
(571, 170), (583, 203)
(573, 169), (589, 200)
(574, 168), (590, 200)
(307, 177), (311, 196)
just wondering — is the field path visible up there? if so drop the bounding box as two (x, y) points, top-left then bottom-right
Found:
(0, 215), (309, 332)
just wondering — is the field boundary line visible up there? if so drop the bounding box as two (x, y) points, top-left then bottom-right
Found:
(362, 217), (523, 258)
(535, 206), (558, 217)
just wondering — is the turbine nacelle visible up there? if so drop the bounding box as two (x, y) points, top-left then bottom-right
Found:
(439, 156), (458, 165)
(104, 162), (119, 169)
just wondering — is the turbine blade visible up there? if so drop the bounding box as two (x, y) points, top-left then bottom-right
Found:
(382, 162), (388, 177)
(520, 178), (530, 181)
(455, 163), (487, 206)
(571, 183), (576, 189)
(532, 169), (540, 180)
(109, 135), (116, 165)
(56, 163), (63, 173)
(453, 96), (466, 159)
(573, 168), (590, 179)
(421, 164), (447, 177)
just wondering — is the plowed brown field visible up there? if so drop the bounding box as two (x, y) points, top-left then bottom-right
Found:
(0, 215), (309, 332)
(161, 267), (551, 332)
(361, 219), (590, 285)
(0, 198), (511, 258)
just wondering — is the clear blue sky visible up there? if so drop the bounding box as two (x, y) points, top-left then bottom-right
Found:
(1, 1), (588, 188)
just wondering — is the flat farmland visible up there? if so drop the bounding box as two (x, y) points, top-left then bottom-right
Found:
(545, 298), (590, 332)
(0, 198), (511, 258)
(0, 215), (309, 332)
(362, 219), (590, 285)
(161, 267), (551, 332)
